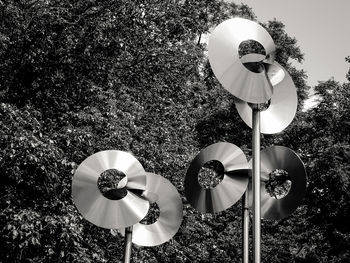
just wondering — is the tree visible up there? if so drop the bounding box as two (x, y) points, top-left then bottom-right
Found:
(1, 0), (316, 262)
(276, 59), (350, 262)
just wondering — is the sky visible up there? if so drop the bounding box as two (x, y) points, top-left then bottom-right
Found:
(236, 0), (350, 87)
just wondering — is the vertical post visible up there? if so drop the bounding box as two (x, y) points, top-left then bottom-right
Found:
(252, 106), (261, 263)
(123, 226), (133, 263)
(242, 192), (249, 263)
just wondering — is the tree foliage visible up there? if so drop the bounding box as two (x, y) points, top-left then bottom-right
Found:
(284, 79), (350, 262)
(1, 0), (348, 262)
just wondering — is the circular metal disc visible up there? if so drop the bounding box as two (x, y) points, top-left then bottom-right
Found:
(185, 142), (249, 213)
(248, 146), (307, 220)
(72, 150), (149, 229)
(208, 18), (276, 103)
(120, 173), (183, 247)
(235, 62), (297, 134)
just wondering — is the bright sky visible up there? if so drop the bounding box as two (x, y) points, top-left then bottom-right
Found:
(237, 0), (350, 87)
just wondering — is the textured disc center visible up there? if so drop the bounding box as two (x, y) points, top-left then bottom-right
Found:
(198, 160), (225, 189)
(239, 40), (266, 73)
(265, 169), (291, 199)
(140, 202), (160, 225)
(97, 169), (127, 200)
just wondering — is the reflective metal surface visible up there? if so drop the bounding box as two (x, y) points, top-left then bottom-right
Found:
(248, 146), (307, 220)
(185, 142), (249, 213)
(252, 108), (261, 263)
(242, 192), (249, 263)
(123, 226), (133, 263)
(235, 62), (297, 134)
(208, 18), (276, 103)
(72, 150), (149, 229)
(121, 173), (183, 246)
(240, 53), (285, 88)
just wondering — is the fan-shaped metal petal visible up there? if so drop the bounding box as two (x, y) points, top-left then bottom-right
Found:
(72, 150), (149, 229)
(185, 142), (249, 213)
(248, 146), (307, 220)
(119, 173), (183, 246)
(208, 18), (276, 103)
(235, 62), (297, 134)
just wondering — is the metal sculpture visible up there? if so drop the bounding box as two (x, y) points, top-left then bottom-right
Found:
(119, 173), (183, 246)
(208, 18), (283, 262)
(208, 18), (276, 103)
(71, 16), (307, 263)
(235, 62), (298, 134)
(72, 150), (183, 262)
(184, 17), (308, 263)
(72, 150), (149, 229)
(247, 146), (307, 220)
(184, 142), (249, 213)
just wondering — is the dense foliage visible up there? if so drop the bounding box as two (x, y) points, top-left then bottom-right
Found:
(1, 0), (348, 262)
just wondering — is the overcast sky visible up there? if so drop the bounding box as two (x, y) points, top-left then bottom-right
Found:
(236, 0), (350, 87)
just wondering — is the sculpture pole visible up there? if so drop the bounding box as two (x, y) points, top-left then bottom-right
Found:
(252, 106), (261, 263)
(242, 192), (249, 263)
(123, 226), (133, 263)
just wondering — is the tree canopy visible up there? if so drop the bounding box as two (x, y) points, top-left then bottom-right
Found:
(1, 0), (349, 262)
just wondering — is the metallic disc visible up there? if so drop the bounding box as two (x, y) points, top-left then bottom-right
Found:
(72, 150), (150, 229)
(208, 17), (276, 103)
(248, 146), (307, 220)
(235, 62), (297, 134)
(120, 173), (183, 247)
(185, 142), (250, 213)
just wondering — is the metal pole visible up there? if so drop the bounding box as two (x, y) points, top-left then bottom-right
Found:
(242, 192), (249, 263)
(252, 106), (261, 263)
(123, 226), (133, 263)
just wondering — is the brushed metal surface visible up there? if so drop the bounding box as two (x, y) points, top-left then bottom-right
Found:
(185, 142), (249, 213)
(120, 173), (183, 247)
(235, 62), (297, 134)
(72, 150), (149, 229)
(242, 192), (249, 263)
(252, 108), (261, 263)
(208, 18), (276, 103)
(248, 146), (307, 220)
(123, 226), (133, 263)
(240, 53), (285, 87)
